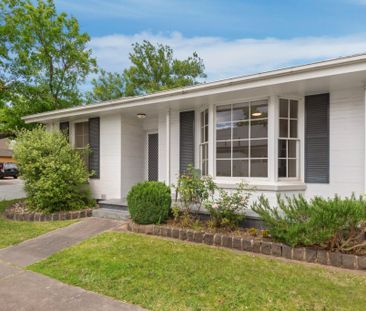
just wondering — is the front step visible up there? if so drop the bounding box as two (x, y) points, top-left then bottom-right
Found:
(94, 199), (129, 220)
(92, 208), (130, 221)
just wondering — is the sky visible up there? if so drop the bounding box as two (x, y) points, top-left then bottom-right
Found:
(55, 0), (366, 83)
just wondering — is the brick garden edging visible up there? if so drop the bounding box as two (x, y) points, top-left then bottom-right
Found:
(127, 222), (366, 271)
(4, 208), (93, 221)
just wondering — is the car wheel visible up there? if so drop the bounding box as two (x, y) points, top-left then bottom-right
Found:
(14, 176), (18, 179)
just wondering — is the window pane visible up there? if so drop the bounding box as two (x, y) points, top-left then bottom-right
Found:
(216, 122), (231, 140)
(250, 139), (267, 158)
(205, 125), (208, 142)
(233, 140), (249, 158)
(290, 120), (297, 138)
(251, 100), (268, 119)
(200, 111), (204, 126)
(216, 105), (231, 123)
(278, 159), (287, 177)
(278, 139), (287, 158)
(216, 160), (231, 176)
(232, 103), (249, 121)
(250, 159), (267, 177)
(251, 120), (268, 138)
(288, 140), (297, 158)
(201, 126), (205, 143)
(233, 160), (248, 177)
(279, 119), (288, 138)
(204, 109), (208, 126)
(290, 100), (298, 118)
(75, 135), (83, 148)
(216, 141), (231, 158)
(280, 99), (288, 118)
(288, 159), (297, 177)
(233, 121), (249, 139)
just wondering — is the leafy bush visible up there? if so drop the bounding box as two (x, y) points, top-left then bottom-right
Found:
(13, 126), (94, 213)
(127, 181), (171, 224)
(174, 164), (216, 214)
(204, 183), (251, 230)
(253, 194), (366, 254)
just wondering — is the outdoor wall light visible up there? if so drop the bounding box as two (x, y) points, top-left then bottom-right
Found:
(137, 113), (146, 119)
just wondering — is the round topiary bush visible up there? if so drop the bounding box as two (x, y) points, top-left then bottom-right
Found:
(127, 181), (171, 224)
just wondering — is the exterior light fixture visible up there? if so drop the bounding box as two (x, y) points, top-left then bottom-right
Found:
(137, 113), (146, 119)
(251, 112), (262, 117)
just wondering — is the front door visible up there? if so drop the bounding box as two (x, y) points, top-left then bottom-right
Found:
(148, 133), (159, 181)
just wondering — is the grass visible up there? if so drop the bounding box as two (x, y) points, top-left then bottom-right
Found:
(0, 199), (76, 249)
(29, 232), (366, 311)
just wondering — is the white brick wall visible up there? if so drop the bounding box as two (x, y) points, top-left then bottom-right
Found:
(120, 115), (145, 199)
(305, 87), (365, 199)
(89, 113), (122, 199)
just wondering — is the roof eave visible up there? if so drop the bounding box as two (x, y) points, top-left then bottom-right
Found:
(22, 53), (366, 124)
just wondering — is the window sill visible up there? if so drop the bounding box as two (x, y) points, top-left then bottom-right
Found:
(214, 180), (307, 192)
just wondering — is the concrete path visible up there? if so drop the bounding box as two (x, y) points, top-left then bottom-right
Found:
(0, 218), (147, 311)
(0, 178), (26, 200)
(0, 217), (121, 266)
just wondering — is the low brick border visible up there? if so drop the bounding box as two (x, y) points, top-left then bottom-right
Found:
(4, 208), (93, 221)
(127, 222), (366, 271)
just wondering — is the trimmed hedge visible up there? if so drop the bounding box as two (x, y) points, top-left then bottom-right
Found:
(127, 181), (171, 224)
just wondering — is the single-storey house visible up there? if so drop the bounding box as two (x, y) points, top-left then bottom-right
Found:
(23, 54), (366, 205)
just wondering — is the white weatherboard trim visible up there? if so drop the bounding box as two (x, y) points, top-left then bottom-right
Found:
(364, 85), (366, 193)
(23, 53), (366, 123)
(166, 109), (171, 185)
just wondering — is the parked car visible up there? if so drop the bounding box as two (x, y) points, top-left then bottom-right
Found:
(0, 162), (19, 179)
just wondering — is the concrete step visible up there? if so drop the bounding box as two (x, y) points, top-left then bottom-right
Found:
(98, 199), (128, 211)
(92, 208), (130, 221)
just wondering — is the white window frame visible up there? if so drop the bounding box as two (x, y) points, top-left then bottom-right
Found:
(213, 96), (270, 181)
(199, 108), (209, 176)
(73, 120), (90, 167)
(277, 97), (303, 181)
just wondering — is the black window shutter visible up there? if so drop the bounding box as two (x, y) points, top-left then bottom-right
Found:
(59, 121), (69, 141)
(88, 117), (100, 179)
(305, 93), (330, 183)
(180, 111), (195, 173)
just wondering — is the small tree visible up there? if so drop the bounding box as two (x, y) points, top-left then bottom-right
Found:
(13, 126), (94, 212)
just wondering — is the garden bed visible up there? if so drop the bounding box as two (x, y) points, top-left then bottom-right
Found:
(127, 221), (366, 271)
(4, 201), (93, 221)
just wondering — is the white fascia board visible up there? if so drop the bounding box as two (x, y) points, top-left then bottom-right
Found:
(23, 53), (366, 124)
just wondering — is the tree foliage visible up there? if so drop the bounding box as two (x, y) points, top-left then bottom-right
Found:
(87, 40), (206, 102)
(0, 0), (97, 133)
(86, 69), (126, 103)
(13, 126), (94, 212)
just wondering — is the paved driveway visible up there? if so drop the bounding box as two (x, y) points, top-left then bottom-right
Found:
(0, 178), (26, 200)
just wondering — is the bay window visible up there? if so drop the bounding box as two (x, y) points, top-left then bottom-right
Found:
(200, 109), (209, 175)
(216, 100), (268, 177)
(278, 99), (299, 178)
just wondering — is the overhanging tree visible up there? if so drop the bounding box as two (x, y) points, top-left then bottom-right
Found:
(0, 0), (97, 133)
(87, 40), (206, 102)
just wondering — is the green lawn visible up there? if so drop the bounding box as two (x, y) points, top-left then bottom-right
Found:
(0, 199), (76, 249)
(29, 232), (366, 311)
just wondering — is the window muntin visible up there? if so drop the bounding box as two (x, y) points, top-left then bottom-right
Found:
(278, 99), (299, 178)
(74, 122), (89, 165)
(200, 109), (209, 176)
(216, 100), (268, 178)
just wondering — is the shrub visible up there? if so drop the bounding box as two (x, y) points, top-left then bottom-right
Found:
(253, 194), (366, 254)
(127, 181), (171, 224)
(13, 126), (94, 213)
(174, 164), (216, 214)
(204, 183), (251, 230)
